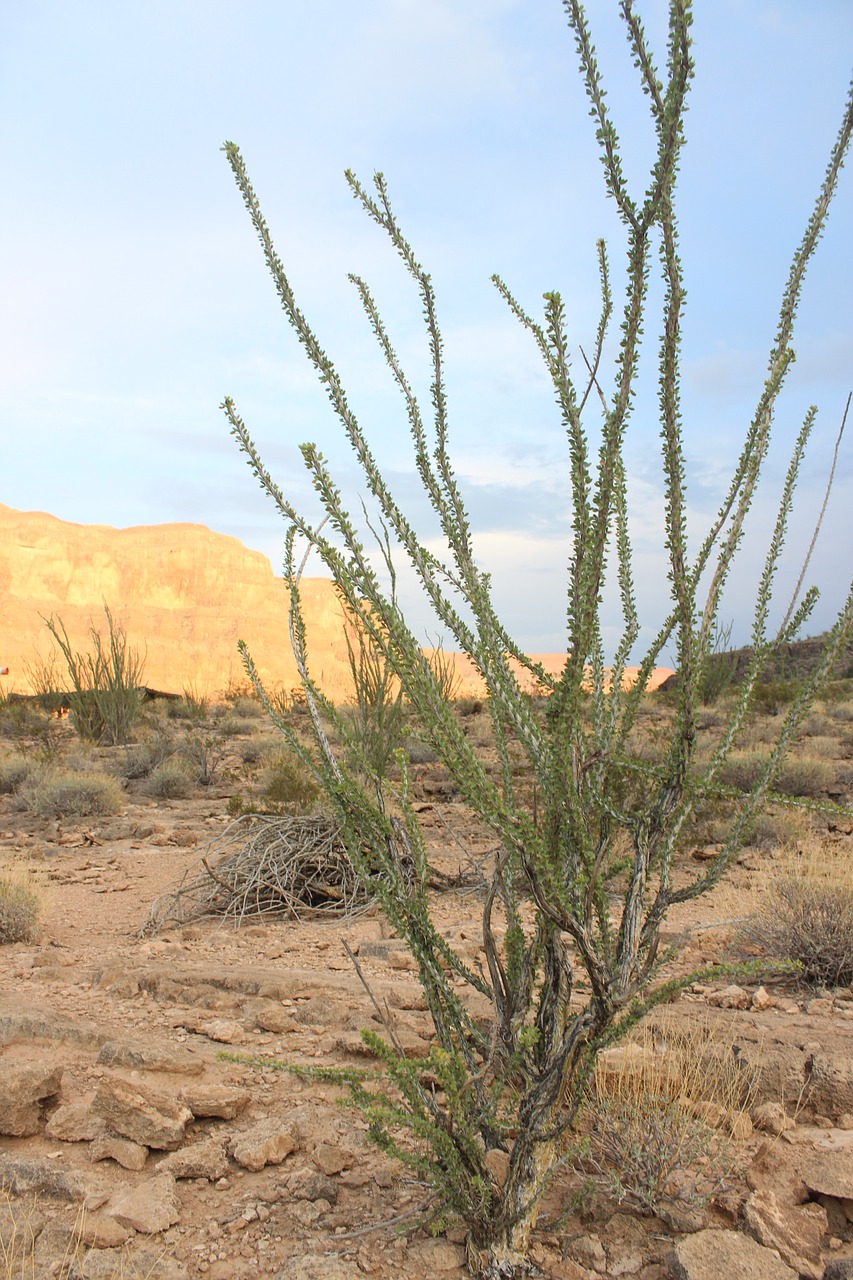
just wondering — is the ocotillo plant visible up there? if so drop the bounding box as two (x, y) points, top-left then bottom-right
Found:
(222, 2), (853, 1275)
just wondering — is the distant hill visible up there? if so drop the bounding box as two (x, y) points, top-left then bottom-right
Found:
(0, 504), (674, 701)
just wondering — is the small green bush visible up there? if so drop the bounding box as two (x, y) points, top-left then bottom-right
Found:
(0, 878), (40, 944)
(0, 755), (35, 795)
(180, 733), (228, 786)
(218, 715), (260, 738)
(22, 770), (124, 818)
(113, 733), (174, 780)
(144, 759), (194, 799)
(0, 700), (49, 740)
(259, 752), (319, 813)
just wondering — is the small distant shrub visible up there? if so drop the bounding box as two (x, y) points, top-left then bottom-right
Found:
(426, 641), (462, 705)
(259, 751), (319, 813)
(745, 845), (853, 987)
(229, 695), (263, 720)
(113, 733), (174, 780)
(0, 699), (49, 740)
(752, 679), (803, 716)
(0, 755), (35, 795)
(741, 811), (800, 852)
(22, 652), (67, 714)
(699, 620), (740, 707)
(238, 737), (268, 766)
(718, 751), (833, 799)
(218, 715), (260, 738)
(405, 737), (439, 765)
(177, 686), (210, 722)
(22, 769), (124, 818)
(144, 759), (194, 799)
(181, 733), (228, 786)
(456, 696), (484, 717)
(775, 756), (835, 798)
(0, 876), (40, 944)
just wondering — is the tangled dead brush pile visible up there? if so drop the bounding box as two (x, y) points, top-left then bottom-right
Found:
(141, 813), (369, 933)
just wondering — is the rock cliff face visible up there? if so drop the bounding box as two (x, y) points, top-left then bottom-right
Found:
(0, 504), (349, 698)
(0, 504), (673, 701)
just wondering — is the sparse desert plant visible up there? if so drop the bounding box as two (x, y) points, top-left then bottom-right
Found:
(22, 650), (67, 714)
(580, 1015), (755, 1212)
(0, 868), (41, 944)
(0, 697), (50, 741)
(217, 714), (261, 738)
(113, 732), (174, 781)
(341, 602), (406, 779)
(699, 620), (740, 707)
(45, 605), (145, 745)
(0, 754), (36, 795)
(144, 758), (194, 799)
(745, 842), (853, 987)
(181, 732), (229, 786)
(222, 3), (853, 1272)
(19, 768), (124, 819)
(259, 750), (320, 813)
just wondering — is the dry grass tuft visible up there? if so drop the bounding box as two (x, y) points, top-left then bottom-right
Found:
(744, 839), (853, 987)
(578, 1014), (756, 1213)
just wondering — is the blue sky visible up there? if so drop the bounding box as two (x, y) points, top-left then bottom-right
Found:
(2, 1), (851, 658)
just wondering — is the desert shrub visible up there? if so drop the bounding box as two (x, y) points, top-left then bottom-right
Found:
(0, 755), (36, 795)
(745, 845), (853, 986)
(238, 737), (270, 766)
(341, 608), (406, 778)
(580, 1017), (754, 1213)
(752, 679), (803, 716)
(405, 736), (440, 765)
(45, 606), (145, 745)
(144, 759), (194, 799)
(228, 695), (263, 720)
(218, 714), (261, 738)
(113, 733), (174, 780)
(259, 751), (320, 813)
(699, 620), (740, 707)
(741, 811), (800, 852)
(22, 651), (67, 714)
(718, 751), (833, 799)
(21, 769), (123, 818)
(775, 756), (835, 797)
(180, 733), (229, 786)
(221, 6), (853, 1271)
(181, 685), (210, 721)
(0, 876), (40, 944)
(0, 699), (50, 740)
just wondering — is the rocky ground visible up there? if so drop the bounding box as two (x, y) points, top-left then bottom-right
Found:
(1, 690), (852, 1280)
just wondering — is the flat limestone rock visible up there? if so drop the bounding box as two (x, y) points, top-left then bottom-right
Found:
(106, 1172), (180, 1234)
(92, 1076), (192, 1150)
(46, 1100), (107, 1142)
(230, 1119), (298, 1172)
(0, 1000), (107, 1049)
(800, 1141), (853, 1200)
(90, 1135), (149, 1172)
(744, 1190), (827, 1280)
(177, 1083), (250, 1120)
(96, 1038), (204, 1075)
(0, 1153), (90, 1201)
(0, 1062), (63, 1136)
(156, 1138), (229, 1181)
(669, 1229), (797, 1280)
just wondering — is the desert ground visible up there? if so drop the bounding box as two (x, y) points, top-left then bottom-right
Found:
(1, 670), (853, 1280)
